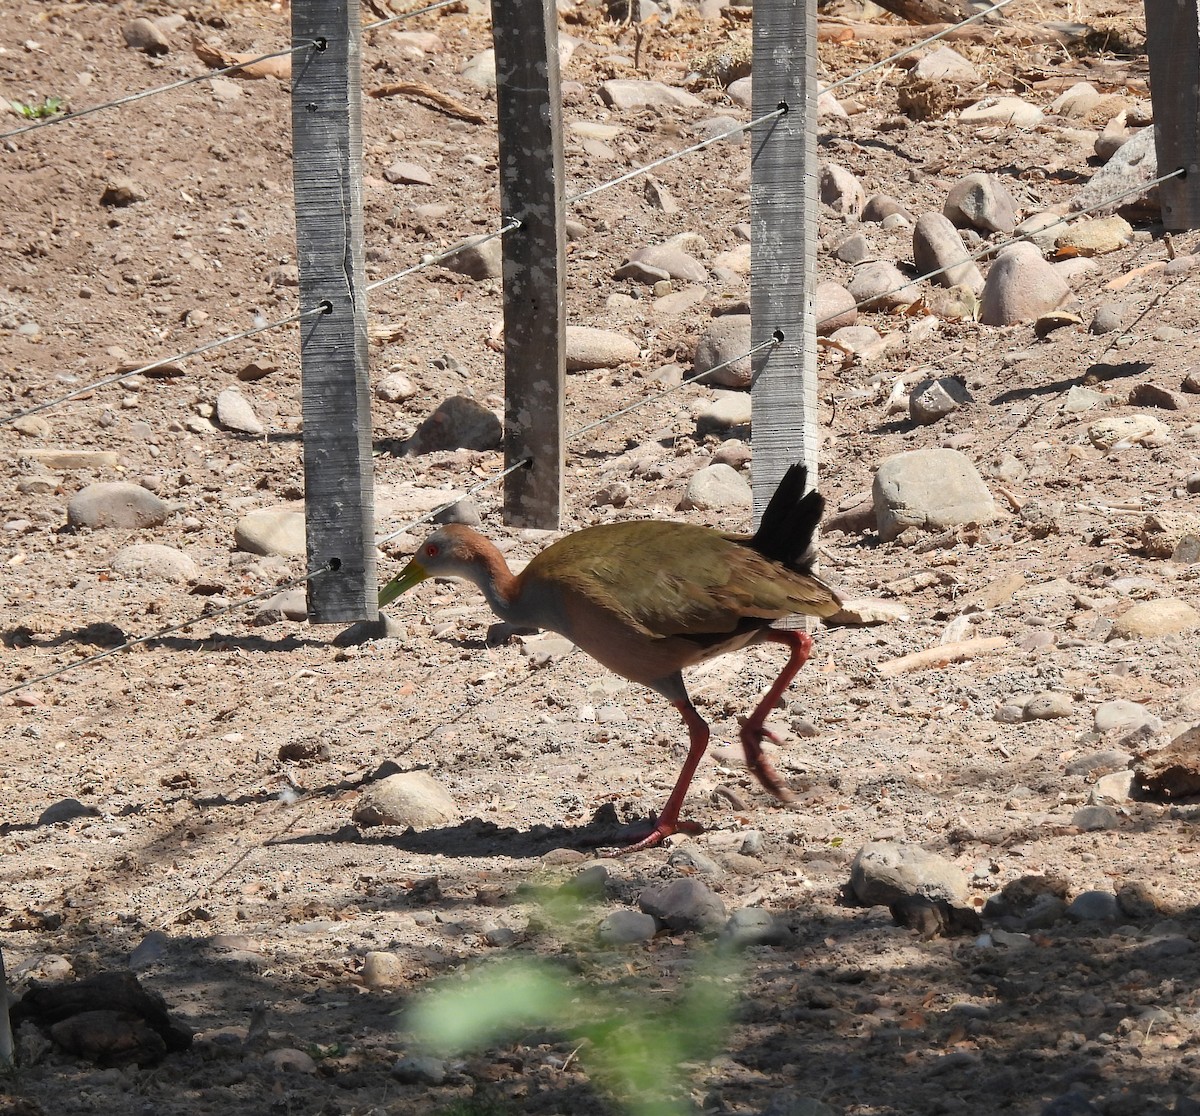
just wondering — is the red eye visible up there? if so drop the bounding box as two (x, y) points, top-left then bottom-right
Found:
(425, 543), (439, 558)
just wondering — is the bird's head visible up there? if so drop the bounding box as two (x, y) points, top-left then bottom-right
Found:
(378, 524), (490, 607)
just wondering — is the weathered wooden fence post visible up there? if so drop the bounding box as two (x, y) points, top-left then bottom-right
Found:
(491, 0), (567, 529)
(1145, 0), (1200, 230)
(750, 0), (820, 519)
(291, 0), (376, 620)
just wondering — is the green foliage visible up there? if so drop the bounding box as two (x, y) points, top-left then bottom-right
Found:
(407, 894), (741, 1116)
(11, 96), (64, 120)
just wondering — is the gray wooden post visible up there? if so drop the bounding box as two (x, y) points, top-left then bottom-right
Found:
(1145, 0), (1200, 230)
(291, 1), (376, 621)
(750, 0), (820, 515)
(491, 0), (566, 529)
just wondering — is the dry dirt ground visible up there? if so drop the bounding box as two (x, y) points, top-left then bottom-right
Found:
(2, 1), (1200, 1114)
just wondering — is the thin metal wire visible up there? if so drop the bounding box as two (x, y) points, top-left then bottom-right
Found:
(0, 303), (330, 428)
(0, 563), (334, 702)
(375, 457), (532, 546)
(366, 219), (522, 294)
(825, 0), (1019, 95)
(818, 166), (1188, 331)
(363, 0), (462, 34)
(0, 42), (317, 143)
(567, 106), (787, 205)
(569, 335), (780, 442)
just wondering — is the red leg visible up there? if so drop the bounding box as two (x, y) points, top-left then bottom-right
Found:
(605, 698), (710, 856)
(740, 629), (813, 803)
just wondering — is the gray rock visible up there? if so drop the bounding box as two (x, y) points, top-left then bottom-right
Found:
(460, 47), (496, 90)
(711, 440), (751, 470)
(617, 244), (708, 284)
(1065, 750), (1133, 777)
(38, 798), (100, 825)
(129, 930), (170, 970)
(693, 314), (753, 387)
(1072, 805), (1120, 831)
(407, 396), (502, 453)
(235, 506), (306, 558)
(979, 242), (1072, 325)
(639, 878), (726, 934)
(67, 482), (170, 530)
(872, 448), (997, 541)
(1087, 413), (1171, 449)
(1090, 302), (1128, 334)
(909, 376), (972, 425)
(944, 173), (1018, 234)
(847, 261), (921, 310)
(376, 370), (418, 403)
(216, 387), (264, 435)
(912, 45), (978, 82)
(678, 463), (752, 512)
(353, 771), (460, 829)
(383, 161), (434, 186)
(862, 194), (912, 223)
(334, 614), (409, 644)
(833, 231), (871, 264)
(263, 1048), (318, 1075)
(1094, 699), (1161, 736)
(1115, 881), (1160, 919)
(667, 844), (722, 876)
(391, 1055), (447, 1085)
(597, 909), (658, 944)
(849, 841), (969, 905)
(815, 281), (857, 334)
(100, 176), (147, 207)
(819, 162), (864, 217)
(1049, 81), (1102, 118)
(443, 236), (502, 280)
(1072, 127), (1157, 215)
(1015, 211), (1066, 253)
(696, 391), (751, 433)
(123, 17), (170, 55)
(1111, 598), (1200, 639)
(110, 543), (198, 583)
(565, 326), (640, 372)
(1066, 890), (1120, 921)
(1023, 692), (1073, 720)
(599, 80), (704, 110)
(427, 495), (478, 528)
(720, 908), (793, 949)
(912, 212), (984, 291)
(362, 951), (406, 989)
(960, 96), (1043, 129)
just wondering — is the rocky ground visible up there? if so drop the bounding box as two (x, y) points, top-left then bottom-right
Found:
(2, 1), (1200, 1114)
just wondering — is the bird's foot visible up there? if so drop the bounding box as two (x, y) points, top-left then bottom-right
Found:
(739, 722), (797, 804)
(601, 816), (704, 857)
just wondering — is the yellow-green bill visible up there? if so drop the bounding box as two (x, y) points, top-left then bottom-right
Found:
(378, 559), (427, 608)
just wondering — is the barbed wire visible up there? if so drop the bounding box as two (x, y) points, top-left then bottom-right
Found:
(0, 562), (335, 702)
(817, 166), (1187, 333)
(0, 42), (318, 143)
(570, 334), (780, 440)
(568, 106), (786, 206)
(0, 303), (331, 428)
(824, 0), (1019, 96)
(375, 456), (532, 546)
(367, 218), (522, 294)
(363, 0), (463, 34)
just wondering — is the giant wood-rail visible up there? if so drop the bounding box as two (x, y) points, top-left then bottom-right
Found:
(379, 463), (842, 854)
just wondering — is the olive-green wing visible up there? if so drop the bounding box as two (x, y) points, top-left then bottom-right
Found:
(529, 521), (841, 640)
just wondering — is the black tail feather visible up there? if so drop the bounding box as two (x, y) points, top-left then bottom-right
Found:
(751, 464), (825, 572)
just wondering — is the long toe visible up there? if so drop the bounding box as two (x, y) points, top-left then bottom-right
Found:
(740, 724), (797, 803)
(602, 816), (705, 857)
